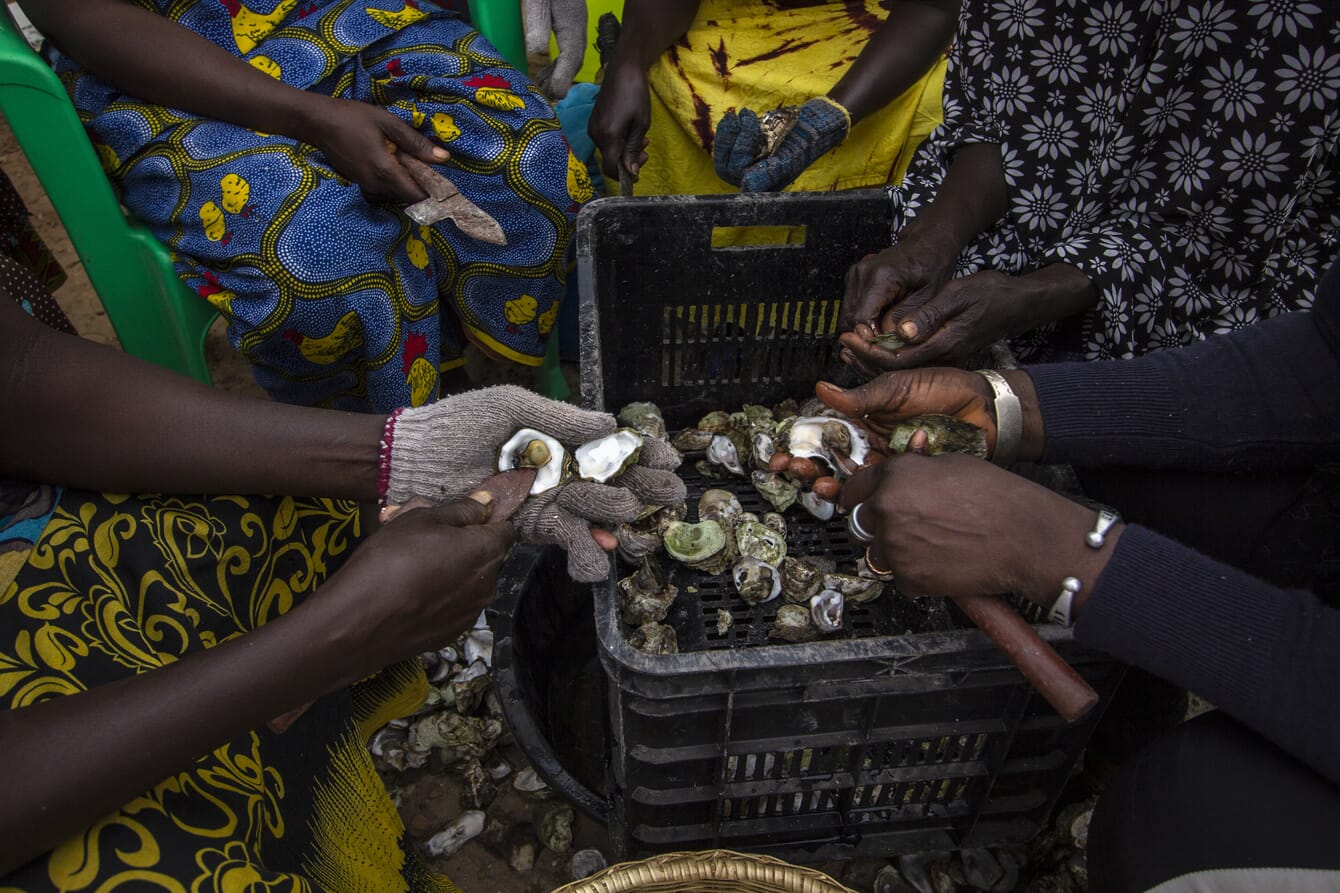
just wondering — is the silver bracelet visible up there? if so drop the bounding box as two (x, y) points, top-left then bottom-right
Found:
(976, 369), (1022, 467)
(1048, 509), (1121, 627)
(1049, 576), (1081, 627)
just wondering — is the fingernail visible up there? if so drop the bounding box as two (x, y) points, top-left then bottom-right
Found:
(432, 147), (449, 159)
(839, 349), (852, 364)
(468, 490), (494, 505)
(900, 321), (919, 340)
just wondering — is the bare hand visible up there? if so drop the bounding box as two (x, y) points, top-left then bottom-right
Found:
(301, 95), (450, 205)
(839, 226), (959, 333)
(839, 270), (1031, 377)
(839, 453), (1102, 605)
(588, 62), (651, 182)
(321, 497), (515, 680)
(815, 369), (998, 457)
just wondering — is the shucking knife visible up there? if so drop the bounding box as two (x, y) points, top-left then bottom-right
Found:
(399, 153), (508, 246)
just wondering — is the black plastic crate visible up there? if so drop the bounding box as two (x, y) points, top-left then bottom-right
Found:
(572, 192), (1123, 862)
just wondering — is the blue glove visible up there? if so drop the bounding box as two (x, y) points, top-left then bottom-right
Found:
(713, 97), (851, 193)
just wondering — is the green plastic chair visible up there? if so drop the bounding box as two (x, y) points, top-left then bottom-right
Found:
(0, 1), (569, 399)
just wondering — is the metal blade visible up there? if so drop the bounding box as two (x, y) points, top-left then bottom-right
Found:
(400, 154), (508, 246)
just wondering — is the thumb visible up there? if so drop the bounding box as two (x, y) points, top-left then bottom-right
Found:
(386, 115), (451, 165)
(899, 288), (961, 344)
(428, 492), (496, 527)
(815, 379), (889, 417)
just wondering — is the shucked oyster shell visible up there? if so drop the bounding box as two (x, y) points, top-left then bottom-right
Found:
(822, 572), (884, 604)
(810, 589), (844, 633)
(629, 621), (678, 654)
(734, 519), (787, 567)
(698, 489), (743, 526)
(732, 557), (782, 605)
(574, 428), (643, 483)
(888, 413), (988, 458)
(781, 556), (824, 604)
(664, 519), (735, 575)
(752, 471), (798, 513)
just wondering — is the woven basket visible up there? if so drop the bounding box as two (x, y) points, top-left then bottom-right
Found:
(550, 850), (859, 893)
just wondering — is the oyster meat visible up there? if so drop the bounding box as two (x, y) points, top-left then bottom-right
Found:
(774, 416), (870, 478)
(498, 428), (566, 494)
(574, 428), (643, 483)
(888, 413), (988, 458)
(867, 330), (908, 351)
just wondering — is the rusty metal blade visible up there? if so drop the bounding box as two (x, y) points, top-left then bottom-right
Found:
(400, 154), (508, 245)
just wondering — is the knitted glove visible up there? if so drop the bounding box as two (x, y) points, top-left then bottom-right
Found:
(524, 0), (588, 100)
(383, 385), (685, 582)
(713, 96), (851, 193)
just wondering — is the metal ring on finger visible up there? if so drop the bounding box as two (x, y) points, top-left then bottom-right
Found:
(846, 501), (875, 544)
(863, 546), (895, 581)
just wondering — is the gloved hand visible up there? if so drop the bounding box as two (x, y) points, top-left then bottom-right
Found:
(713, 96), (851, 193)
(524, 0), (588, 100)
(383, 385), (686, 581)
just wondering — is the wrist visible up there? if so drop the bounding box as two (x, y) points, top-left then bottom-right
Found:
(1026, 503), (1123, 620)
(286, 92), (342, 147)
(1002, 370), (1044, 462)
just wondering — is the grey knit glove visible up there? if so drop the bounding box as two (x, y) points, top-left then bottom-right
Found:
(384, 385), (685, 582)
(524, 0), (588, 99)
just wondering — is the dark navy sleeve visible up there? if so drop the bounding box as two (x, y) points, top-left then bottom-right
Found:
(1077, 524), (1340, 786)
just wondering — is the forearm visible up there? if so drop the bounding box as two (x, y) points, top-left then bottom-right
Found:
(828, 0), (959, 124)
(0, 596), (353, 875)
(1021, 308), (1340, 471)
(606, 0), (700, 71)
(902, 142), (1006, 254)
(1075, 525), (1340, 786)
(22, 0), (330, 142)
(0, 305), (383, 499)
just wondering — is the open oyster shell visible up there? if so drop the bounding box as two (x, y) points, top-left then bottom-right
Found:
(823, 572), (884, 604)
(663, 519), (735, 575)
(799, 490), (836, 520)
(734, 519), (787, 567)
(774, 416), (870, 478)
(810, 589), (844, 633)
(574, 428), (643, 483)
(732, 557), (782, 605)
(498, 428), (566, 494)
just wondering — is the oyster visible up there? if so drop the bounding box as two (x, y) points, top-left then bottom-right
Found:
(734, 519), (787, 566)
(888, 413), (988, 458)
(574, 428), (643, 483)
(774, 397), (800, 420)
(694, 459), (725, 479)
(698, 489), (743, 526)
(799, 490), (836, 520)
(706, 432), (749, 476)
(715, 608), (734, 636)
(614, 522), (661, 563)
(774, 416), (869, 478)
(498, 428), (566, 494)
(731, 404), (775, 435)
(761, 512), (787, 538)
(512, 767), (552, 798)
(671, 428), (716, 455)
(823, 572), (884, 604)
(781, 556), (824, 604)
(424, 810), (485, 858)
(618, 556), (678, 626)
(540, 805), (575, 854)
(751, 431), (776, 469)
(752, 470), (799, 513)
(663, 519), (734, 574)
(697, 410), (733, 433)
(629, 621), (678, 654)
(732, 557), (782, 605)
(810, 589), (844, 633)
(617, 401), (667, 440)
(770, 603), (818, 642)
(867, 330), (908, 351)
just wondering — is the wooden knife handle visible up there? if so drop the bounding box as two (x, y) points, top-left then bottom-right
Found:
(952, 593), (1100, 724)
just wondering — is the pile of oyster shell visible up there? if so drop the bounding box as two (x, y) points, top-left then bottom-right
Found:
(613, 399), (892, 649)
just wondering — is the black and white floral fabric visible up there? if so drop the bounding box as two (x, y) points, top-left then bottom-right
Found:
(892, 0), (1339, 361)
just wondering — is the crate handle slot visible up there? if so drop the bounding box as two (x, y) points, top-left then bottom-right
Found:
(710, 225), (808, 250)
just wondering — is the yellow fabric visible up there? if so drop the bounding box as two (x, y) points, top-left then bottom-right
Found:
(632, 0), (949, 197)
